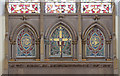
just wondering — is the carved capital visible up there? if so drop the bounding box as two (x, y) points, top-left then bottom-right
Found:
(106, 40), (111, 44)
(44, 40), (50, 45)
(82, 40), (86, 44)
(35, 40), (40, 44)
(72, 40), (77, 45)
(10, 41), (16, 45)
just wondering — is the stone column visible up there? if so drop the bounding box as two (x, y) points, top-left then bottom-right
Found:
(35, 40), (40, 61)
(40, 2), (45, 61)
(72, 40), (77, 61)
(82, 40), (86, 60)
(112, 2), (118, 74)
(44, 38), (50, 61)
(106, 40), (111, 61)
(78, 2), (82, 61)
(118, 1), (120, 75)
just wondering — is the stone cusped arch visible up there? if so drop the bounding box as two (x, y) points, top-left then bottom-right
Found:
(82, 22), (112, 59)
(10, 22), (39, 42)
(44, 20), (78, 59)
(45, 20), (77, 41)
(82, 22), (111, 41)
(9, 22), (40, 59)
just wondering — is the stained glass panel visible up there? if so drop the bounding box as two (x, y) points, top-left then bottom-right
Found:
(16, 28), (36, 57)
(45, 0), (75, 2)
(81, 3), (112, 13)
(50, 25), (72, 57)
(81, 0), (111, 2)
(45, 3), (76, 13)
(9, 0), (40, 2)
(86, 28), (105, 57)
(8, 3), (40, 13)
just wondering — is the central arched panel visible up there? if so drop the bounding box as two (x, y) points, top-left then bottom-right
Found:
(49, 24), (72, 57)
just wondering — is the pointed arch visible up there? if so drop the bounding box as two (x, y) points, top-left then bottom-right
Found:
(49, 25), (73, 57)
(9, 22), (39, 57)
(16, 28), (36, 57)
(45, 20), (77, 40)
(10, 22), (39, 42)
(85, 27), (105, 57)
(45, 21), (77, 57)
(82, 22), (111, 41)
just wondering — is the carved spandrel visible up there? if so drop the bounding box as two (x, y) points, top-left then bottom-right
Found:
(93, 15), (100, 21)
(20, 16), (30, 21)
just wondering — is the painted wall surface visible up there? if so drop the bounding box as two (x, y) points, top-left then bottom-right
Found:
(0, 0), (5, 75)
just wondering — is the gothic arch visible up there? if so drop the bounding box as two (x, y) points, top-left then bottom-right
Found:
(45, 20), (77, 40)
(44, 20), (77, 58)
(82, 22), (111, 41)
(10, 22), (39, 42)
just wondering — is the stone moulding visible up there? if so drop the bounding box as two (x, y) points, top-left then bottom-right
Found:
(8, 62), (113, 68)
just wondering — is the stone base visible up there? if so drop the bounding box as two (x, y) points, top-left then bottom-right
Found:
(72, 59), (78, 61)
(8, 62), (113, 74)
(36, 59), (40, 61)
(44, 59), (50, 61)
(9, 59), (15, 61)
(82, 59), (86, 61)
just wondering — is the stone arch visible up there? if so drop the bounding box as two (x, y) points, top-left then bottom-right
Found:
(82, 22), (111, 41)
(9, 22), (39, 42)
(44, 20), (77, 58)
(45, 20), (77, 41)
